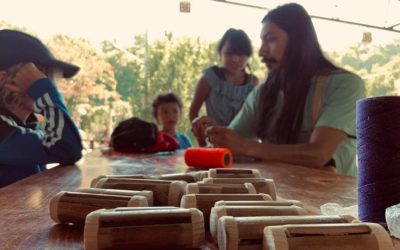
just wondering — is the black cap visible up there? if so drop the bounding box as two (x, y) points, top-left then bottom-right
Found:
(0, 29), (79, 78)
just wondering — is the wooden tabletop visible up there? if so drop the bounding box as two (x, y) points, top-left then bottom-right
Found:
(0, 150), (361, 249)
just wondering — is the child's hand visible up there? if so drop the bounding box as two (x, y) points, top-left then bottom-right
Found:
(6, 62), (46, 96)
(191, 116), (217, 147)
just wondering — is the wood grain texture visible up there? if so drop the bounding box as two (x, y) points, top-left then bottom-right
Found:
(1, 150), (397, 249)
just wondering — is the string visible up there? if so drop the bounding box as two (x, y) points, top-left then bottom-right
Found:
(357, 96), (400, 224)
(184, 147), (232, 169)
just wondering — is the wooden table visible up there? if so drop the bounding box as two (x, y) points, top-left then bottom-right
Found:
(0, 150), (375, 249)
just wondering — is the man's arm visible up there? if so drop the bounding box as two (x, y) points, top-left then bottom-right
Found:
(208, 126), (345, 168)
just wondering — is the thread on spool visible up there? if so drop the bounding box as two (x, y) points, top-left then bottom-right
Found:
(356, 96), (400, 224)
(184, 148), (232, 169)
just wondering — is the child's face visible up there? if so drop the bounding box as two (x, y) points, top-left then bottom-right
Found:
(155, 102), (181, 132)
(220, 41), (249, 74)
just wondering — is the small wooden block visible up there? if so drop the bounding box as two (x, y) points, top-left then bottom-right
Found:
(95, 178), (186, 206)
(180, 193), (271, 230)
(210, 205), (306, 241)
(203, 178), (276, 200)
(49, 191), (149, 225)
(76, 187), (154, 206)
(208, 169), (262, 179)
(90, 175), (147, 187)
(263, 223), (394, 250)
(185, 183), (256, 195)
(217, 215), (356, 250)
(155, 173), (197, 183)
(214, 200), (303, 208)
(84, 207), (205, 250)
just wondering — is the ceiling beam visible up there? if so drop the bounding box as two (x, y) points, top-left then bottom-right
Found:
(210, 0), (400, 34)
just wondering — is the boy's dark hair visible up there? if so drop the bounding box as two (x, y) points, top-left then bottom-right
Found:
(152, 92), (183, 118)
(217, 28), (252, 57)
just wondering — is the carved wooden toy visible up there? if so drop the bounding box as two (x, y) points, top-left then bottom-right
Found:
(217, 215), (356, 250)
(84, 207), (205, 250)
(210, 205), (306, 241)
(156, 173), (197, 183)
(208, 168), (262, 178)
(90, 175), (147, 187)
(202, 178), (276, 200)
(263, 223), (394, 250)
(94, 178), (186, 206)
(185, 183), (257, 195)
(188, 170), (209, 182)
(217, 215), (354, 250)
(76, 187), (153, 206)
(214, 200), (303, 208)
(180, 193), (272, 229)
(49, 191), (149, 225)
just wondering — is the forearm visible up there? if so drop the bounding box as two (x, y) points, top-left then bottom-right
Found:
(29, 78), (82, 164)
(240, 139), (331, 168)
(189, 107), (198, 122)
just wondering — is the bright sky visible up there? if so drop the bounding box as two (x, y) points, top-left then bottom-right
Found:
(1, 0), (399, 52)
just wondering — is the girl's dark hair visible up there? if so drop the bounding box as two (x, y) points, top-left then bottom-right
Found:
(152, 92), (183, 118)
(217, 28), (252, 57)
(256, 3), (338, 143)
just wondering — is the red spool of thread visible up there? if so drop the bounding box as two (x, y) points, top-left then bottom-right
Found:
(184, 148), (232, 169)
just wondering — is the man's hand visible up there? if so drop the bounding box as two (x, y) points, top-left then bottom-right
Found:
(206, 126), (249, 154)
(191, 116), (217, 147)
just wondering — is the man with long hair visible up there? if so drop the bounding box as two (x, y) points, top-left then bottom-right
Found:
(0, 30), (82, 187)
(192, 3), (365, 176)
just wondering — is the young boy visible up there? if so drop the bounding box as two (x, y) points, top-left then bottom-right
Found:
(152, 93), (192, 149)
(0, 29), (82, 187)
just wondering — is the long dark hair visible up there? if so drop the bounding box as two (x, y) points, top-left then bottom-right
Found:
(217, 28), (252, 57)
(256, 3), (337, 143)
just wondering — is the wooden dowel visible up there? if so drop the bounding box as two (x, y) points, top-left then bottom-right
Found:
(217, 215), (356, 250)
(208, 168), (262, 178)
(202, 178), (276, 200)
(186, 183), (256, 194)
(210, 205), (306, 241)
(95, 178), (186, 206)
(180, 193), (271, 229)
(263, 223), (394, 250)
(76, 188), (154, 206)
(214, 200), (303, 208)
(49, 191), (149, 225)
(84, 207), (205, 250)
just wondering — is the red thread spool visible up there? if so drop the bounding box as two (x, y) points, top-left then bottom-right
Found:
(184, 148), (232, 169)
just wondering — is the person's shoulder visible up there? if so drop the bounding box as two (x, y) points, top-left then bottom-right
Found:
(248, 74), (259, 85)
(329, 69), (363, 82)
(204, 65), (223, 78)
(327, 69), (364, 89)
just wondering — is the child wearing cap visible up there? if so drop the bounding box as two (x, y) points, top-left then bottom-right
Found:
(152, 93), (192, 149)
(0, 29), (82, 187)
